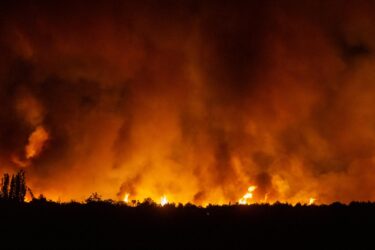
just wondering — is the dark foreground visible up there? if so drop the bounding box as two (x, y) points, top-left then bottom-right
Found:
(1, 201), (374, 249)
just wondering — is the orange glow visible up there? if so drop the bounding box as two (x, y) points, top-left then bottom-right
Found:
(11, 154), (29, 168)
(25, 126), (49, 159)
(2, 1), (375, 205)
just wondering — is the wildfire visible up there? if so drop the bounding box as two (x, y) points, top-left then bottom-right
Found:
(160, 195), (168, 206)
(123, 193), (130, 203)
(239, 186), (257, 205)
(309, 198), (315, 205)
(25, 126), (49, 159)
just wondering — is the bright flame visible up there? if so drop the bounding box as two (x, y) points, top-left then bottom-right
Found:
(160, 195), (168, 206)
(309, 197), (315, 205)
(123, 193), (130, 203)
(25, 126), (49, 159)
(239, 186), (257, 205)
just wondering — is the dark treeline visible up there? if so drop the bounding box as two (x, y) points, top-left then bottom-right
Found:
(0, 170), (27, 202)
(0, 171), (374, 249)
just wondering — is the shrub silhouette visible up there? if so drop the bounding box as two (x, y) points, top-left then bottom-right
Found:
(86, 192), (102, 203)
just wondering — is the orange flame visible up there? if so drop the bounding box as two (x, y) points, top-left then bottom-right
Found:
(123, 193), (130, 203)
(239, 186), (257, 205)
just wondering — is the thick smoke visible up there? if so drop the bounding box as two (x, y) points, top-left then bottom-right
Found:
(1, 0), (375, 203)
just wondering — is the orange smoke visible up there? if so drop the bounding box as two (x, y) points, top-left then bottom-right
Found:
(25, 126), (49, 159)
(1, 1), (375, 205)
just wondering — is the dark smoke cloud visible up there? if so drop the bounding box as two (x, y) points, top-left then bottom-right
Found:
(1, 0), (375, 203)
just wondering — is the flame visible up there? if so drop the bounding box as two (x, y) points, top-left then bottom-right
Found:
(160, 195), (168, 206)
(25, 126), (49, 159)
(123, 193), (130, 203)
(239, 186), (257, 205)
(308, 198), (315, 205)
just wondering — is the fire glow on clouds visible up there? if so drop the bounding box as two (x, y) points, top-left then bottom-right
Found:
(1, 0), (375, 205)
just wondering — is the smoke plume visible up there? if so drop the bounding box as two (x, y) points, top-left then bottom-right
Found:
(1, 0), (375, 204)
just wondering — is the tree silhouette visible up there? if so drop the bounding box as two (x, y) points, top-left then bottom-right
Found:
(2, 170), (27, 202)
(16, 170), (26, 202)
(9, 175), (16, 200)
(28, 187), (35, 200)
(1, 173), (10, 199)
(86, 192), (102, 203)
